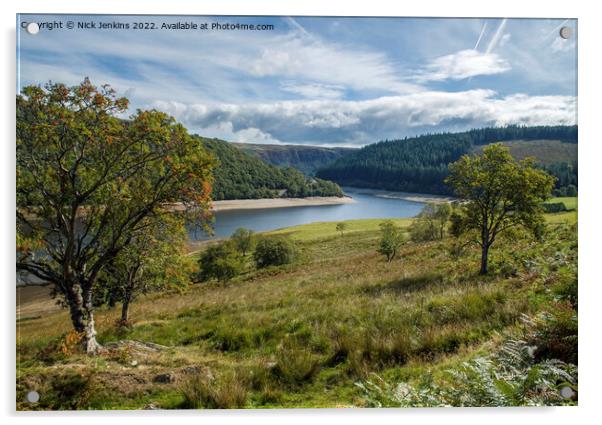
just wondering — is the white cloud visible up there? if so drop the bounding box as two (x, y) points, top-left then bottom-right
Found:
(415, 49), (511, 82)
(281, 82), (345, 99)
(154, 90), (576, 146)
(249, 34), (420, 94)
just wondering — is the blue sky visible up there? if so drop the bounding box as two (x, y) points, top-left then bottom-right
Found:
(17, 15), (577, 146)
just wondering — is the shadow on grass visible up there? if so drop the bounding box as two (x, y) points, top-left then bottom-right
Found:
(362, 272), (446, 296)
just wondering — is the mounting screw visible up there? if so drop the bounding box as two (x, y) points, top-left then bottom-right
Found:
(559, 26), (572, 40)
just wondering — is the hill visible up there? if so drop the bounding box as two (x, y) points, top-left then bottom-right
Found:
(316, 126), (577, 196)
(197, 136), (343, 200)
(16, 206), (576, 409)
(472, 139), (577, 165)
(232, 143), (355, 175)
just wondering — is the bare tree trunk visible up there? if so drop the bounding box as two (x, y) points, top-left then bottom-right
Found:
(479, 244), (489, 275)
(66, 282), (101, 354)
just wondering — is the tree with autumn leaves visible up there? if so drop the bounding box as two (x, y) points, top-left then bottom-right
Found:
(16, 79), (214, 354)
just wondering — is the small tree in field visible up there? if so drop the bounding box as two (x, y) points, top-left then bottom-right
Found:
(197, 242), (243, 285)
(336, 222), (348, 237)
(16, 79), (214, 353)
(231, 227), (255, 256)
(96, 216), (192, 325)
(409, 202), (452, 242)
(378, 220), (405, 263)
(253, 238), (296, 268)
(445, 144), (555, 275)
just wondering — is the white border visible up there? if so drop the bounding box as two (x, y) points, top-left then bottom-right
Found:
(3, 1), (600, 424)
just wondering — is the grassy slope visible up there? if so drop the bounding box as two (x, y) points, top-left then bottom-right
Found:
(16, 200), (577, 410)
(472, 140), (577, 166)
(545, 197), (578, 224)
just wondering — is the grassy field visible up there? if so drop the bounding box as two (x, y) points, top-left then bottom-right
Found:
(545, 197), (578, 224)
(268, 218), (413, 242)
(16, 200), (577, 410)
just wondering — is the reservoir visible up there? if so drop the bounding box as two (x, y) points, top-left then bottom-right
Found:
(190, 188), (426, 240)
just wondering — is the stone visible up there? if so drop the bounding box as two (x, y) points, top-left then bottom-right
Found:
(153, 373), (175, 384)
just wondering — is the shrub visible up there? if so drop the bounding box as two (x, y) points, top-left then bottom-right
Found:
(197, 242), (243, 284)
(541, 202), (568, 213)
(231, 227), (255, 256)
(36, 331), (84, 364)
(378, 220), (405, 262)
(37, 371), (92, 410)
(553, 277), (578, 310)
(527, 303), (578, 364)
(357, 337), (577, 407)
(179, 370), (248, 409)
(253, 237), (296, 268)
(336, 222), (348, 236)
(409, 203), (451, 242)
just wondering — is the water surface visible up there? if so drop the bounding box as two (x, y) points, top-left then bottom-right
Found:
(190, 188), (425, 240)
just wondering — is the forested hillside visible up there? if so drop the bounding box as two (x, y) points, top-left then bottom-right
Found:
(317, 126), (577, 195)
(232, 143), (355, 175)
(197, 137), (344, 200)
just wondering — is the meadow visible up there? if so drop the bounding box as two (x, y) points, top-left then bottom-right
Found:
(16, 198), (577, 410)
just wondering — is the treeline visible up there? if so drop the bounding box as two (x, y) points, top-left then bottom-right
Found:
(466, 125), (577, 145)
(199, 136), (343, 200)
(541, 161), (578, 196)
(316, 125), (577, 195)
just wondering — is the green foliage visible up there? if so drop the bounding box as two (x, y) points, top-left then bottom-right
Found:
(16, 79), (214, 352)
(231, 227), (256, 256)
(565, 184), (578, 197)
(378, 220), (405, 262)
(197, 242), (243, 284)
(446, 144), (555, 274)
(542, 202), (568, 213)
(526, 305), (578, 365)
(335, 222), (348, 236)
(409, 202), (451, 242)
(357, 337), (577, 407)
(253, 237), (297, 268)
(317, 125), (577, 195)
(200, 137), (343, 200)
(95, 215), (192, 323)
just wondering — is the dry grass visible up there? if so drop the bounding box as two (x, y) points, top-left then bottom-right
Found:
(16, 211), (577, 409)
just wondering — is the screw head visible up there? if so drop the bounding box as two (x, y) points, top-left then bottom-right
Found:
(26, 22), (40, 35)
(25, 391), (40, 403)
(560, 386), (575, 399)
(559, 26), (572, 40)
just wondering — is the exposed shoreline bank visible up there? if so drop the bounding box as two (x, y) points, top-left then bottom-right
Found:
(342, 187), (455, 204)
(210, 196), (355, 212)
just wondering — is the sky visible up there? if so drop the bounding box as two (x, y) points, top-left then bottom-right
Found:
(17, 15), (577, 147)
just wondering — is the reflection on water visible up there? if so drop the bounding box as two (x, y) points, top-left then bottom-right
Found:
(189, 188), (425, 240)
